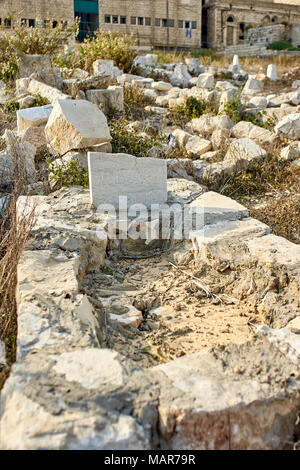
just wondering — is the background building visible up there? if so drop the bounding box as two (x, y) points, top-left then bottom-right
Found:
(0, 0), (299, 49)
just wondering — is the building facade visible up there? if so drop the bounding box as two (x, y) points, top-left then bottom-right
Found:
(0, 0), (300, 49)
(98, 0), (202, 50)
(202, 0), (300, 49)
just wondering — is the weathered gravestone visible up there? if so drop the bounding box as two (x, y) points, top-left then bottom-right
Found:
(88, 152), (167, 208)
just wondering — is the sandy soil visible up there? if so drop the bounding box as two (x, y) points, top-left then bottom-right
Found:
(82, 254), (262, 367)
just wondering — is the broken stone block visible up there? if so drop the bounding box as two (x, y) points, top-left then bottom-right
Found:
(145, 106), (168, 115)
(92, 59), (114, 77)
(167, 178), (207, 205)
(189, 114), (233, 135)
(134, 54), (158, 68)
(172, 128), (193, 147)
(151, 81), (172, 92)
(267, 64), (277, 82)
(20, 126), (47, 151)
(243, 76), (264, 94)
(45, 100), (111, 155)
(170, 64), (192, 88)
(27, 78), (70, 104)
(189, 191), (248, 226)
(17, 105), (53, 133)
(274, 113), (300, 140)
(62, 75), (111, 97)
(86, 86), (124, 113)
(18, 52), (62, 88)
(88, 152), (167, 208)
(225, 138), (266, 168)
(196, 73), (215, 89)
(185, 58), (201, 75)
(211, 128), (231, 151)
(231, 121), (277, 147)
(280, 144), (300, 161)
(185, 136), (212, 156)
(247, 96), (268, 109)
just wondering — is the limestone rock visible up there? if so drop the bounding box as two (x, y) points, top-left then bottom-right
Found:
(170, 64), (192, 88)
(266, 64), (277, 82)
(185, 136), (212, 156)
(27, 79), (69, 104)
(151, 81), (172, 92)
(275, 113), (300, 140)
(45, 100), (111, 155)
(52, 348), (128, 390)
(231, 121), (277, 146)
(286, 317), (300, 335)
(93, 59), (114, 77)
(225, 138), (266, 168)
(243, 77), (264, 94)
(86, 86), (124, 113)
(18, 52), (62, 88)
(197, 73), (215, 89)
(20, 126), (47, 151)
(172, 128), (193, 147)
(211, 128), (231, 151)
(167, 178), (207, 204)
(17, 105), (53, 133)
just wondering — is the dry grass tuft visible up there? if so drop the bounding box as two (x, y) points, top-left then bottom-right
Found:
(0, 136), (36, 388)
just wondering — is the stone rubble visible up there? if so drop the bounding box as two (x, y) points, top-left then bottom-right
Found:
(0, 51), (300, 451)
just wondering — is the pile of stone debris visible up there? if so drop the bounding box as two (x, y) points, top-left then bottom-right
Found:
(0, 51), (299, 450)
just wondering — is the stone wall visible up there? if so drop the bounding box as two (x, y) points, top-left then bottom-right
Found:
(203, 0), (300, 49)
(0, 0), (74, 27)
(98, 0), (202, 49)
(246, 24), (287, 46)
(291, 24), (300, 47)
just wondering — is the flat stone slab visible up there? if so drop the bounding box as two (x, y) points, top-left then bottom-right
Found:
(88, 152), (167, 208)
(167, 178), (207, 205)
(17, 105), (53, 133)
(189, 191), (248, 225)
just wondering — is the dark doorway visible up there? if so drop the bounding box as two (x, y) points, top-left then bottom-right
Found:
(74, 0), (99, 41)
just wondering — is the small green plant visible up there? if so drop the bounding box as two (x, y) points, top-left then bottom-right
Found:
(77, 31), (137, 73)
(110, 118), (166, 157)
(3, 98), (19, 112)
(175, 96), (217, 119)
(47, 158), (89, 188)
(31, 93), (50, 107)
(267, 40), (300, 51)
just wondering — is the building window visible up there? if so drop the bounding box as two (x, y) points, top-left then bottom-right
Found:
(192, 21), (197, 29)
(138, 17), (144, 26)
(21, 18), (27, 26)
(155, 18), (160, 27)
(131, 16), (137, 25)
(145, 17), (151, 26)
(227, 16), (234, 23)
(104, 15), (111, 24)
(4, 18), (11, 28)
(29, 19), (36, 27)
(162, 18), (174, 27)
(112, 16), (118, 24)
(185, 21), (190, 29)
(53, 20), (58, 28)
(120, 16), (126, 24)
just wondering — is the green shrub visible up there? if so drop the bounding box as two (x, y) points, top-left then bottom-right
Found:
(47, 158), (89, 188)
(266, 41), (294, 51)
(0, 20), (78, 82)
(110, 118), (166, 157)
(175, 96), (218, 119)
(30, 93), (50, 107)
(6, 20), (79, 55)
(3, 99), (19, 112)
(77, 31), (137, 73)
